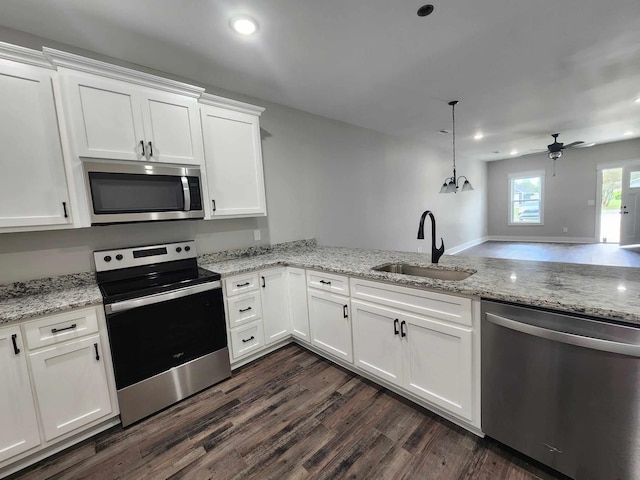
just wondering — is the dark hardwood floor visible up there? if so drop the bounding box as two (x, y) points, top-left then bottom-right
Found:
(10, 345), (565, 480)
(460, 241), (640, 267)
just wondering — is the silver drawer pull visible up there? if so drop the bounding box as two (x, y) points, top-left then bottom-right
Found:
(52, 323), (77, 334)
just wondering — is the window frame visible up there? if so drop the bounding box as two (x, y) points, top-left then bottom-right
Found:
(508, 170), (545, 226)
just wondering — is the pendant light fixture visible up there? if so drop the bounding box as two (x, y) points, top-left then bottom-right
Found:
(439, 101), (474, 194)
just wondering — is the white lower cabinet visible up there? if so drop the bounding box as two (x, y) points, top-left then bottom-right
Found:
(307, 288), (353, 363)
(0, 326), (40, 463)
(260, 268), (291, 346)
(229, 320), (265, 359)
(0, 306), (118, 475)
(28, 334), (112, 441)
(287, 268), (310, 343)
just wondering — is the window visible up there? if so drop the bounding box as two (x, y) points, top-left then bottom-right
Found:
(508, 171), (544, 225)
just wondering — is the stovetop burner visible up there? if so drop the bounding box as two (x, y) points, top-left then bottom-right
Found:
(94, 241), (220, 303)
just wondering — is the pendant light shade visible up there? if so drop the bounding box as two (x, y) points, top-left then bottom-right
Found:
(439, 101), (474, 194)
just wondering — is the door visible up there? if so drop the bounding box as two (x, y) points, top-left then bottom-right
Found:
(402, 313), (472, 420)
(140, 90), (202, 165)
(287, 268), (310, 343)
(0, 60), (71, 228)
(29, 334), (112, 442)
(0, 326), (40, 462)
(260, 268), (291, 345)
(620, 163), (640, 247)
(200, 105), (267, 217)
(307, 289), (352, 363)
(352, 300), (403, 387)
(62, 73), (145, 161)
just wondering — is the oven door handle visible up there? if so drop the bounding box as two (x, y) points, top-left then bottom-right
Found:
(105, 280), (221, 314)
(181, 176), (191, 212)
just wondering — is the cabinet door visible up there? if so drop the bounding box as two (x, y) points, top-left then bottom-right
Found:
(351, 300), (403, 388)
(0, 326), (40, 463)
(402, 315), (473, 420)
(260, 268), (291, 345)
(287, 268), (310, 343)
(200, 105), (266, 217)
(62, 72), (145, 161)
(0, 60), (71, 228)
(140, 90), (202, 165)
(307, 289), (352, 363)
(29, 334), (112, 441)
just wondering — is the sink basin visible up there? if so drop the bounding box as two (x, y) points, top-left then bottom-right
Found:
(372, 263), (475, 281)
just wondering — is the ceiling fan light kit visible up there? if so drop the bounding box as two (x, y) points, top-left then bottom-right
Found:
(439, 101), (474, 194)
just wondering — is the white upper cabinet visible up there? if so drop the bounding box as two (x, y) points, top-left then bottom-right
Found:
(0, 45), (72, 229)
(45, 48), (204, 165)
(200, 94), (267, 218)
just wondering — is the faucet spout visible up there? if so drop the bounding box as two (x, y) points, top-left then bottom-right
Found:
(417, 210), (445, 264)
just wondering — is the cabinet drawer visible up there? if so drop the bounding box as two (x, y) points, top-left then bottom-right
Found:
(23, 307), (99, 350)
(230, 320), (265, 360)
(225, 272), (260, 296)
(350, 278), (472, 327)
(227, 291), (262, 328)
(306, 270), (350, 296)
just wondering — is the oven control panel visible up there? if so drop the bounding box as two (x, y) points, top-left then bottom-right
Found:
(95, 240), (197, 272)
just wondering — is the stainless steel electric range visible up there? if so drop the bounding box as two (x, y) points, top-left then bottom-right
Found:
(95, 240), (231, 427)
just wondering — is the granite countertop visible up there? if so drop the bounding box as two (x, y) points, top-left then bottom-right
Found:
(2, 240), (640, 325)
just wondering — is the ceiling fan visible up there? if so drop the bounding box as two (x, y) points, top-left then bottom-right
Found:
(525, 133), (594, 176)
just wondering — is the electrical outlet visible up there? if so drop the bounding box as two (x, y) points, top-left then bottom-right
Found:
(253, 229), (261, 241)
(417, 246), (422, 253)
(563, 227), (568, 233)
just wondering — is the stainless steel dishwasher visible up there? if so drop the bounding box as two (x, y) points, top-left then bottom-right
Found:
(482, 300), (640, 480)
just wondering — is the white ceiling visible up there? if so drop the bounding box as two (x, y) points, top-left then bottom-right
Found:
(1, 0), (640, 161)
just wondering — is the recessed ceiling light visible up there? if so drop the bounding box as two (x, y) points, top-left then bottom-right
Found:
(230, 16), (258, 35)
(417, 5), (435, 16)
(510, 150), (518, 155)
(473, 132), (484, 140)
(624, 130), (635, 136)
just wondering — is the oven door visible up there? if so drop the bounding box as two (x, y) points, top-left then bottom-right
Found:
(104, 282), (226, 390)
(84, 161), (204, 224)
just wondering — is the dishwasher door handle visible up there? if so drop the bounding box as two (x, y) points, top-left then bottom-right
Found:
(486, 312), (640, 357)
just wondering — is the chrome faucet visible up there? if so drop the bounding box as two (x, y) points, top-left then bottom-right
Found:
(417, 210), (445, 264)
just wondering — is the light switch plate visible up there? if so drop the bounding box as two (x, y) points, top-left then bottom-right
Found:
(254, 229), (261, 241)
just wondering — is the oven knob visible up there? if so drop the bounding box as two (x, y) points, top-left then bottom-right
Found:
(184, 246), (191, 252)
(103, 255), (112, 262)
(176, 247), (182, 253)
(116, 254), (123, 261)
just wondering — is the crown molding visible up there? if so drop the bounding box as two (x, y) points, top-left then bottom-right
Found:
(199, 93), (265, 116)
(42, 47), (205, 98)
(0, 42), (54, 69)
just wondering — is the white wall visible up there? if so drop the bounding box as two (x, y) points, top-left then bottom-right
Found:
(0, 26), (488, 283)
(487, 138), (640, 240)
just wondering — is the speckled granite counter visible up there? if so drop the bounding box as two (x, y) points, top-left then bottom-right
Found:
(199, 243), (640, 324)
(2, 240), (640, 326)
(0, 272), (102, 325)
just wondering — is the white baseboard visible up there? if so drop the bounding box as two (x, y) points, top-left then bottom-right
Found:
(446, 236), (489, 255)
(487, 235), (598, 244)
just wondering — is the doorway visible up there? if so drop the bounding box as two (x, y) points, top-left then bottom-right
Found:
(599, 167), (622, 243)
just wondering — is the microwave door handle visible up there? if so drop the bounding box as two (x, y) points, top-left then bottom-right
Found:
(181, 176), (191, 211)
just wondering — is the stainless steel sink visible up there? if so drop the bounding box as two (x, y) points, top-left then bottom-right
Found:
(372, 263), (475, 281)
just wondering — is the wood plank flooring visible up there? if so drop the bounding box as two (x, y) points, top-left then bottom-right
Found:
(10, 345), (567, 480)
(460, 241), (640, 267)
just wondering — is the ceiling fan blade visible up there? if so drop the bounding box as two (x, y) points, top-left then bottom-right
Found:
(519, 150), (549, 158)
(564, 141), (585, 148)
(573, 142), (596, 148)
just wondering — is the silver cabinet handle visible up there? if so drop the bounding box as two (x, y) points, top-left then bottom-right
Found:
(105, 281), (221, 314)
(486, 313), (640, 357)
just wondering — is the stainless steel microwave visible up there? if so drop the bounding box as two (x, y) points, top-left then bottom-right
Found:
(83, 161), (204, 225)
